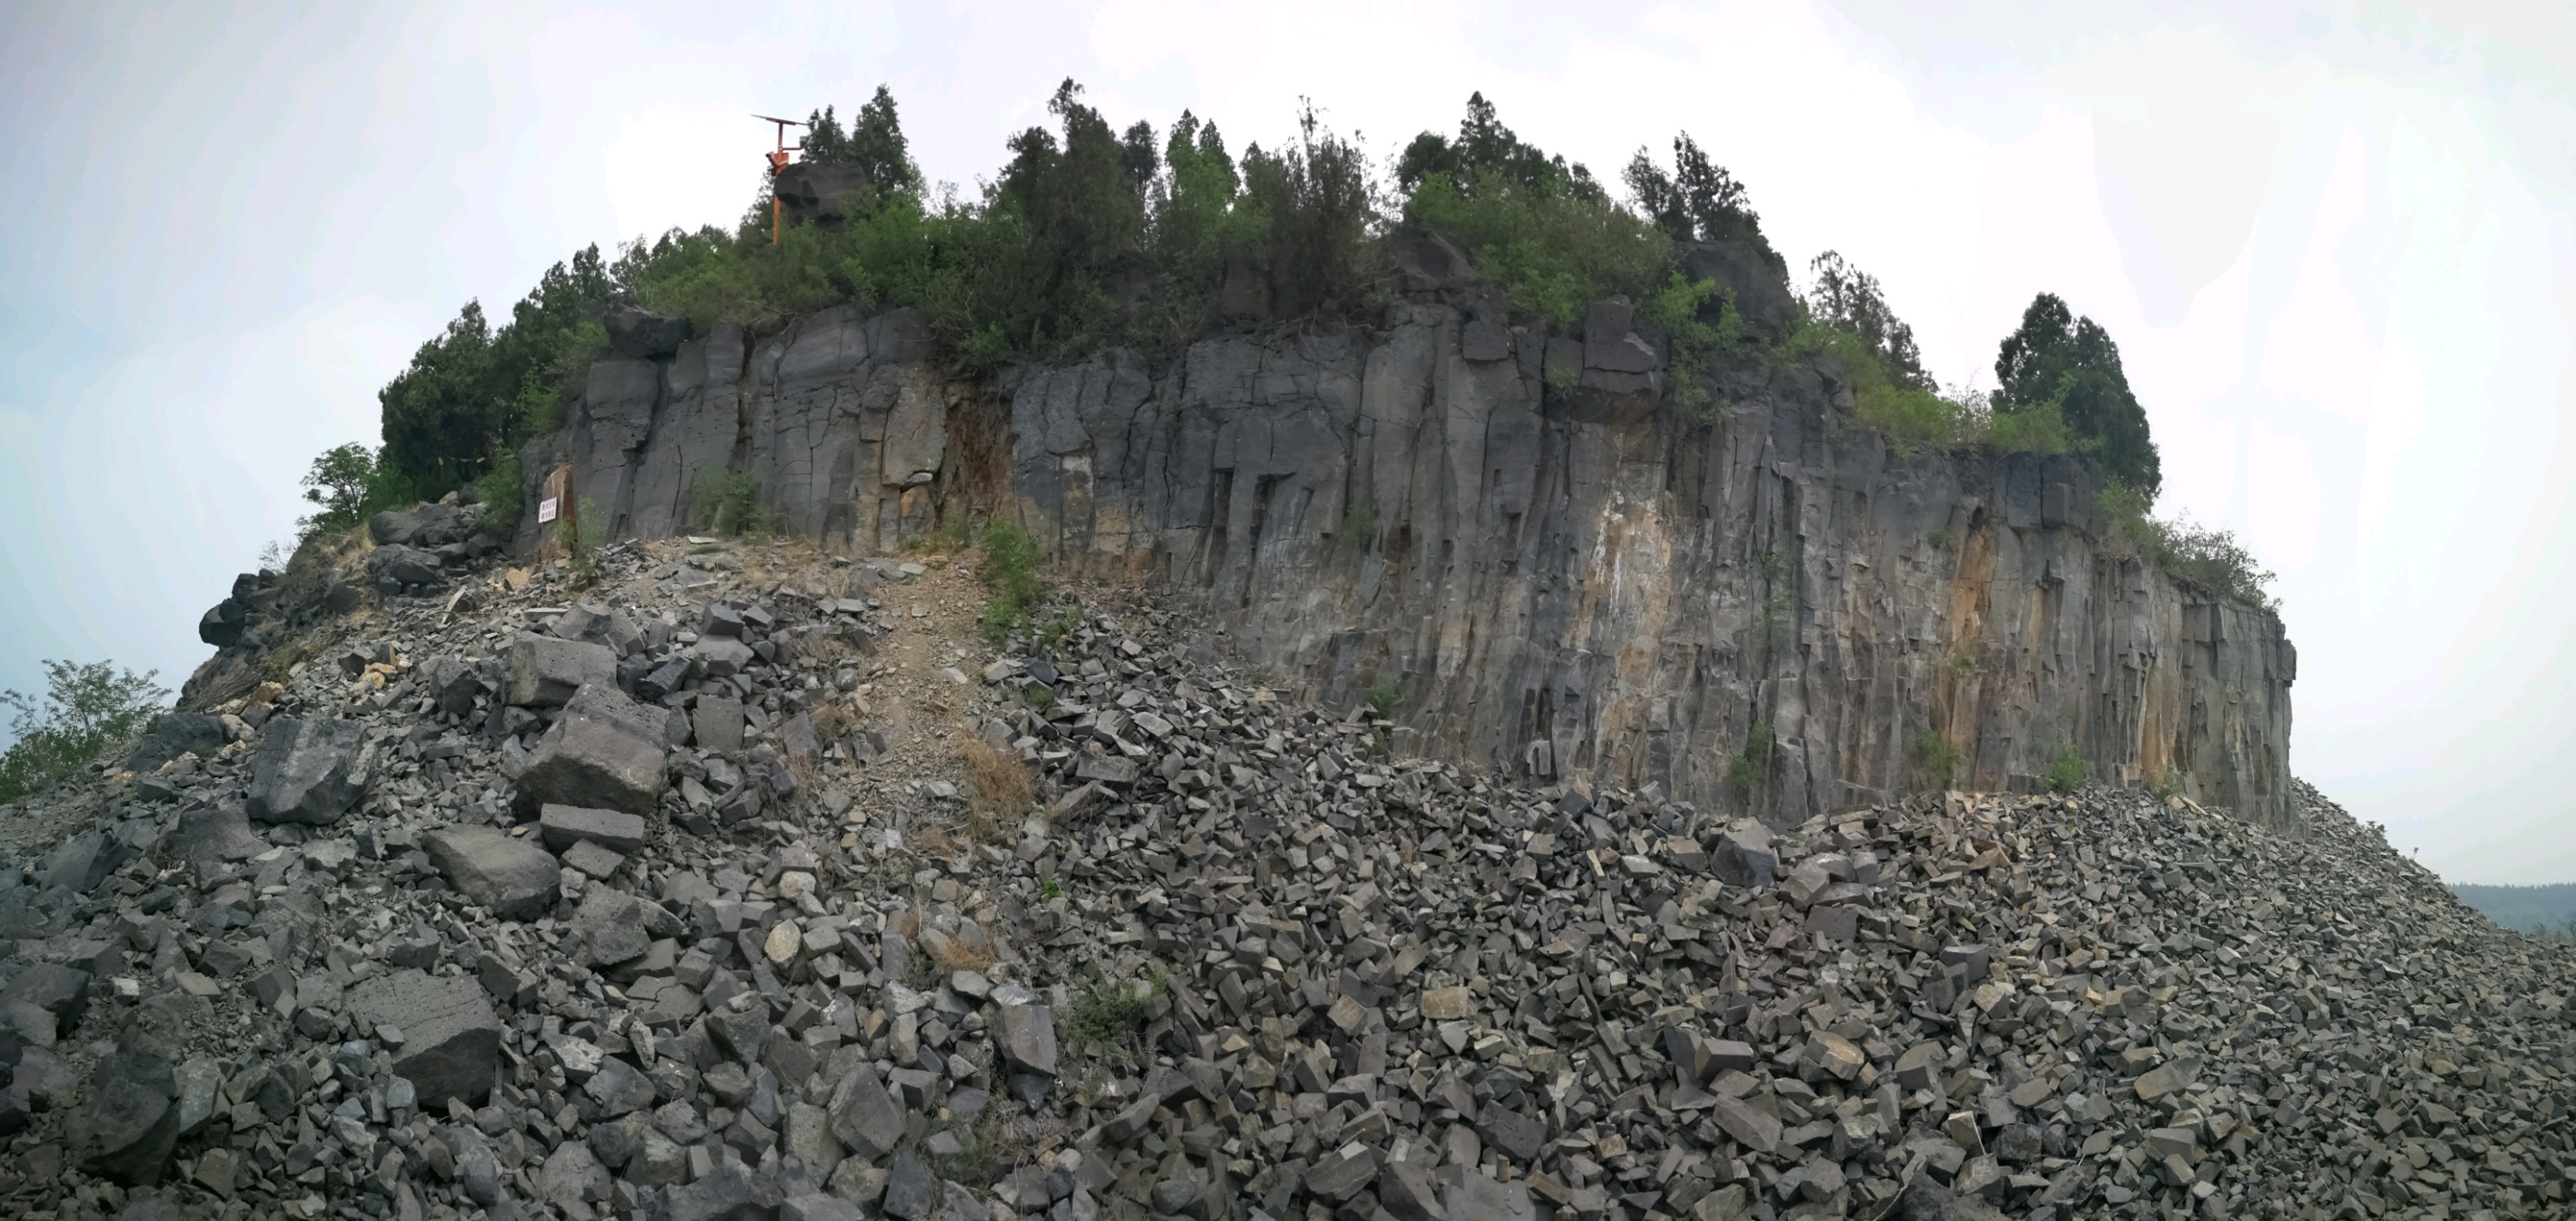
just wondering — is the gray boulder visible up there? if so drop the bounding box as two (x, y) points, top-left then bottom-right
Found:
(245, 717), (366, 824)
(668, 1161), (753, 1221)
(127, 712), (226, 773)
(42, 829), (132, 894)
(512, 683), (669, 817)
(346, 969), (503, 1107)
(197, 600), (247, 648)
(427, 658), (486, 717)
(504, 634), (617, 708)
(422, 825), (561, 920)
(68, 1052), (178, 1186)
(567, 888), (653, 969)
(0, 963), (91, 1039)
(538, 1141), (611, 1212)
(365, 544), (443, 590)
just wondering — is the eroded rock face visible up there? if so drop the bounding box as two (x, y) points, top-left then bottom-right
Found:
(526, 298), (2293, 827)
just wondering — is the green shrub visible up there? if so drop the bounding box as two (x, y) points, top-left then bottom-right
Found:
(1340, 503), (1378, 550)
(1910, 730), (1962, 785)
(694, 470), (773, 537)
(0, 661), (168, 803)
(1404, 168), (1668, 327)
(2046, 746), (2087, 794)
(295, 443), (416, 540)
(1728, 720), (1776, 796)
(560, 496), (606, 582)
(1638, 271), (1741, 410)
(2095, 481), (2277, 610)
(1364, 677), (1400, 719)
(1066, 965), (1167, 1048)
(1994, 292), (2160, 495)
(473, 454), (524, 537)
(976, 520), (1047, 643)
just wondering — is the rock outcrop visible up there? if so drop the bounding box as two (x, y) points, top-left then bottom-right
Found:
(520, 289), (2294, 828)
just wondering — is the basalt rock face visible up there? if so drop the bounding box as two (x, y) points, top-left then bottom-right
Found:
(526, 299), (2295, 828)
(515, 306), (957, 556)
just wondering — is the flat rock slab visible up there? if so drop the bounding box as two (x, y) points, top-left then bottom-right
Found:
(423, 825), (560, 920)
(346, 969), (502, 1107)
(538, 804), (647, 854)
(245, 717), (366, 824)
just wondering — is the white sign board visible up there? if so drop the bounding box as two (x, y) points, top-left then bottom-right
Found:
(537, 496), (559, 525)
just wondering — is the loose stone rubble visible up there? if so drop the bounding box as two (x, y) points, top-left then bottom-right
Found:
(1, 532), (2569, 1221)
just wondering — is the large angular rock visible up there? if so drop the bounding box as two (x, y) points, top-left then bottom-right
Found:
(538, 1141), (611, 1212)
(41, 829), (131, 894)
(879, 1152), (937, 1221)
(427, 657), (486, 716)
(691, 697), (747, 753)
(504, 635), (618, 708)
(245, 717), (367, 824)
(996, 1003), (1057, 1077)
(197, 601), (247, 648)
(827, 1063), (907, 1157)
(512, 683), (669, 817)
(68, 1052), (178, 1186)
(346, 969), (503, 1106)
(0, 964), (91, 1041)
(567, 888), (653, 968)
(668, 1160), (754, 1221)
(423, 825), (561, 920)
(127, 712), (227, 773)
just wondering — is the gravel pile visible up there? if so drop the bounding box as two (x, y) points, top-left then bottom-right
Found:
(0, 530), (2568, 1221)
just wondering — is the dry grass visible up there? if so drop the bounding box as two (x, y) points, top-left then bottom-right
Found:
(911, 823), (958, 858)
(960, 738), (1034, 822)
(811, 698), (859, 744)
(921, 926), (999, 974)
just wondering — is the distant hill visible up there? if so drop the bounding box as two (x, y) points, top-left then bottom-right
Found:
(2451, 881), (2576, 937)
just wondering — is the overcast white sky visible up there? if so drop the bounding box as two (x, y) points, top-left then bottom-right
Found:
(4, 1), (2572, 881)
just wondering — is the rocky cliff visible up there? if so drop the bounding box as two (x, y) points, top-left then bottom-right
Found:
(519, 265), (2295, 829)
